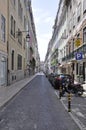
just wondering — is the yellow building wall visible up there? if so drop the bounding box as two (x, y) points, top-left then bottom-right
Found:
(7, 0), (27, 83)
(0, 0), (7, 54)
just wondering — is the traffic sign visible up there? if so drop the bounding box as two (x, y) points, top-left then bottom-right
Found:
(75, 52), (83, 60)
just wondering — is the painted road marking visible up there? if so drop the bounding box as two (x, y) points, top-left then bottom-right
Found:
(72, 104), (86, 107)
(72, 108), (86, 119)
(34, 124), (37, 129)
(54, 90), (86, 130)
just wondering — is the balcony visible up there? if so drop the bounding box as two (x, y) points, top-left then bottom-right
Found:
(62, 44), (86, 61)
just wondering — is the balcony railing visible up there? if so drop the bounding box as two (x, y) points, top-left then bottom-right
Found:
(62, 44), (86, 62)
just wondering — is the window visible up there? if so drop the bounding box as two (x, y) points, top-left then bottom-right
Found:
(13, 0), (16, 5)
(79, 66), (83, 75)
(12, 0), (16, 6)
(68, 19), (72, 33)
(21, 8), (23, 20)
(68, 2), (72, 18)
(68, 42), (71, 54)
(77, 3), (81, 22)
(70, 3), (72, 10)
(1, 15), (5, 42)
(83, 62), (85, 81)
(11, 50), (14, 70)
(24, 0), (27, 7)
(73, 13), (76, 29)
(18, 29), (22, 45)
(64, 47), (66, 57)
(10, 15), (16, 37)
(24, 16), (26, 29)
(83, 27), (86, 43)
(76, 63), (78, 75)
(14, 20), (16, 37)
(24, 38), (26, 49)
(18, 0), (23, 20)
(72, 39), (75, 51)
(77, 33), (80, 38)
(17, 54), (22, 70)
(83, 0), (86, 14)
(66, 45), (68, 55)
(11, 16), (13, 35)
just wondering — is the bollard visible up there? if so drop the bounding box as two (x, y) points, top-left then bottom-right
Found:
(68, 92), (71, 112)
(59, 86), (62, 99)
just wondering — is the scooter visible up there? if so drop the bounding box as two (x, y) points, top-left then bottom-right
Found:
(68, 82), (84, 96)
(61, 78), (84, 96)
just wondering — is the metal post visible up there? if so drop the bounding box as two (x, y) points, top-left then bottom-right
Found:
(68, 92), (71, 112)
(59, 86), (62, 99)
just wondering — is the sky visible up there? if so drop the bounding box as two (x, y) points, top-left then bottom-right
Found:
(32, 0), (60, 61)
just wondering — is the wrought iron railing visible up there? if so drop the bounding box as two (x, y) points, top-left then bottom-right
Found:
(62, 44), (86, 62)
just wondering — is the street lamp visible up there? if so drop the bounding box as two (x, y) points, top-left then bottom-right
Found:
(26, 33), (30, 42)
(16, 30), (30, 42)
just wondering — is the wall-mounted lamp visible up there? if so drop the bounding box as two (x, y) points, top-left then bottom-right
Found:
(26, 33), (30, 42)
(16, 30), (30, 42)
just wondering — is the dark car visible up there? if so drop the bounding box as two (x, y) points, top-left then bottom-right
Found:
(48, 73), (55, 85)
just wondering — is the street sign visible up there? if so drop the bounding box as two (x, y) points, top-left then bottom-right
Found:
(75, 38), (81, 47)
(75, 52), (83, 60)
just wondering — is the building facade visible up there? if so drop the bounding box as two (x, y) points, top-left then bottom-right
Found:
(45, 0), (86, 83)
(0, 0), (8, 86)
(0, 0), (40, 86)
(7, 0), (29, 85)
(26, 1), (40, 75)
(61, 0), (86, 82)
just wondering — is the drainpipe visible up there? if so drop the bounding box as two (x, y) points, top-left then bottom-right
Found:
(7, 0), (9, 86)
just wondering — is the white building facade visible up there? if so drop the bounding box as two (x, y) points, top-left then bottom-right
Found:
(45, 0), (86, 83)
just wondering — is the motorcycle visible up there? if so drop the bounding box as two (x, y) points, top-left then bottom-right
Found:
(61, 77), (84, 96)
(68, 82), (84, 96)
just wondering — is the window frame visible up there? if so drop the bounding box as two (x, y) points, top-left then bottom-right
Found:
(1, 15), (6, 42)
(17, 54), (22, 70)
(11, 50), (14, 70)
(10, 15), (16, 38)
(83, 0), (86, 14)
(77, 3), (81, 22)
(83, 27), (86, 43)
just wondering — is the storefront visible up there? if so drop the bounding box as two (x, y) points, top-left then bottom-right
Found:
(75, 60), (86, 83)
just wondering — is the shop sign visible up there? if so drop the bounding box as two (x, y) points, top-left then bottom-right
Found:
(75, 38), (81, 47)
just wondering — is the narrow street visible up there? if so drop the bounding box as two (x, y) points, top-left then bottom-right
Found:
(0, 74), (80, 130)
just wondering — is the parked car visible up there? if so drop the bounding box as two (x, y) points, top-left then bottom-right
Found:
(48, 73), (55, 85)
